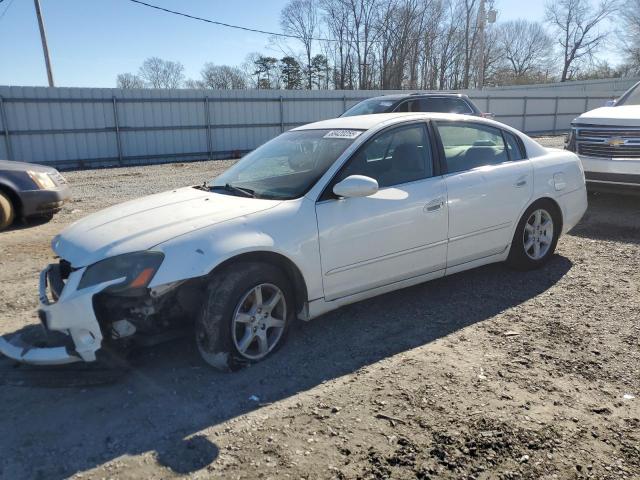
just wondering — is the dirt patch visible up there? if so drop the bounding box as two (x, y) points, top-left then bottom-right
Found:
(0, 143), (638, 479)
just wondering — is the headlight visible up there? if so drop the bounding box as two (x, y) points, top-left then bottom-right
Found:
(564, 128), (577, 152)
(27, 170), (57, 190)
(78, 252), (164, 292)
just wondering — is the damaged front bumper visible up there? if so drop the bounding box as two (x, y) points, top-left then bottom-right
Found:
(0, 264), (123, 365)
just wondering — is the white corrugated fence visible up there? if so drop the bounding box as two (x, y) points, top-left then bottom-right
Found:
(0, 78), (635, 169)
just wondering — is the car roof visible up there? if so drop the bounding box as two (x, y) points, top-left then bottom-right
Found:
(293, 112), (548, 158)
(356, 93), (467, 102)
(293, 112), (479, 131)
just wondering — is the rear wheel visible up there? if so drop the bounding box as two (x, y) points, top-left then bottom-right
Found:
(196, 262), (293, 371)
(0, 191), (15, 231)
(507, 200), (560, 270)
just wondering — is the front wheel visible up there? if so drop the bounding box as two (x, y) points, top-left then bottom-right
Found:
(507, 200), (561, 270)
(0, 191), (15, 231)
(195, 262), (293, 371)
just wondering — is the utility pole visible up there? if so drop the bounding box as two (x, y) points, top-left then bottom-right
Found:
(477, 0), (486, 90)
(34, 0), (55, 87)
(477, 0), (496, 90)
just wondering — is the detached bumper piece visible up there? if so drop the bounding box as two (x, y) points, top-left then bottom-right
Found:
(0, 263), (112, 366)
(0, 333), (81, 366)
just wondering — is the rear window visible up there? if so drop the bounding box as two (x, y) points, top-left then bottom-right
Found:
(396, 97), (474, 114)
(342, 98), (396, 116)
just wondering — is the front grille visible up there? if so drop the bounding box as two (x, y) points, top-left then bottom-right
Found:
(576, 125), (640, 159)
(59, 259), (72, 280)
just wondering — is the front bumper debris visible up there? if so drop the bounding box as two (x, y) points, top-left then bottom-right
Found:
(0, 264), (123, 366)
(0, 333), (81, 365)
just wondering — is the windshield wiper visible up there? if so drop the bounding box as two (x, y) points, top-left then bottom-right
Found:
(210, 183), (256, 198)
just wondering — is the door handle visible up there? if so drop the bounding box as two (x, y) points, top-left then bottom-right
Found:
(424, 197), (445, 213)
(514, 176), (528, 188)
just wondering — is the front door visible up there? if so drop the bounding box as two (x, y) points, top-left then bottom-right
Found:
(315, 122), (448, 300)
(434, 121), (533, 267)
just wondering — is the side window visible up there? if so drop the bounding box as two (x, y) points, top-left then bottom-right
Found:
(394, 100), (420, 113)
(336, 124), (433, 189)
(395, 101), (409, 112)
(436, 122), (509, 174)
(503, 131), (525, 160)
(419, 97), (473, 114)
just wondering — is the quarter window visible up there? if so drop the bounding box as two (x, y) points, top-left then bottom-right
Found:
(503, 131), (525, 161)
(336, 124), (433, 189)
(436, 122), (509, 173)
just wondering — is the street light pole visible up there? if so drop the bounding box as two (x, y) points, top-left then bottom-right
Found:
(34, 0), (55, 87)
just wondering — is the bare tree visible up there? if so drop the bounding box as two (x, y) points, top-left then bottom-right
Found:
(496, 20), (553, 78)
(320, 0), (355, 89)
(281, 0), (318, 89)
(138, 57), (185, 89)
(545, 0), (617, 82)
(345, 0), (382, 89)
(116, 73), (145, 89)
(200, 64), (247, 89)
(620, 0), (640, 71)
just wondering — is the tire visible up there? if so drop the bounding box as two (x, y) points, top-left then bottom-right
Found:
(195, 262), (294, 371)
(506, 199), (561, 270)
(0, 191), (15, 231)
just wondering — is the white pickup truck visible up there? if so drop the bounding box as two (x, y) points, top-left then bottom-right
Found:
(566, 80), (640, 193)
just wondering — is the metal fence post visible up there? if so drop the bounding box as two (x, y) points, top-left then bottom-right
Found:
(0, 96), (12, 160)
(204, 96), (212, 160)
(279, 96), (284, 133)
(552, 97), (559, 134)
(342, 95), (347, 113)
(111, 96), (123, 166)
(522, 97), (528, 133)
(486, 96), (491, 115)
(583, 97), (589, 113)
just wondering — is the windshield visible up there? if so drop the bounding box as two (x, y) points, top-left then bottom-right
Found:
(209, 129), (362, 200)
(342, 98), (396, 117)
(616, 82), (640, 106)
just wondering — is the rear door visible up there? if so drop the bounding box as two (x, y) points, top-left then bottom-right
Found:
(434, 121), (533, 268)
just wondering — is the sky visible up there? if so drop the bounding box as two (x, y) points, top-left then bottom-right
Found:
(0, 0), (619, 88)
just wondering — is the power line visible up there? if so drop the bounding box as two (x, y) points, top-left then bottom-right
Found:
(0, 0), (16, 21)
(127, 0), (336, 43)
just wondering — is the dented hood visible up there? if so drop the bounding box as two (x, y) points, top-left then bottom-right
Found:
(52, 187), (280, 267)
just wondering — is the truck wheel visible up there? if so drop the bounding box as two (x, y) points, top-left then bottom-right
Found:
(196, 262), (293, 371)
(507, 199), (561, 270)
(0, 191), (15, 231)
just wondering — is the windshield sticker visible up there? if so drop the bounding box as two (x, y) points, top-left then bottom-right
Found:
(323, 130), (363, 139)
(379, 101), (394, 107)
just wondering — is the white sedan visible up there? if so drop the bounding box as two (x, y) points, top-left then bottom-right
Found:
(0, 113), (587, 370)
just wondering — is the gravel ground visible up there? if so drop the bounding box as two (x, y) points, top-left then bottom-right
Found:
(0, 136), (639, 480)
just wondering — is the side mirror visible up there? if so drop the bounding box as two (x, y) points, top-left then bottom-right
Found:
(333, 175), (379, 198)
(604, 99), (617, 107)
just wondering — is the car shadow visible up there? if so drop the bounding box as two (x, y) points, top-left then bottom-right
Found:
(2, 215), (54, 232)
(568, 191), (640, 245)
(0, 256), (572, 479)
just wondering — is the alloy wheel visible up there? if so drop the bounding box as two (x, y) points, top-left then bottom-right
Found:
(231, 283), (287, 360)
(523, 209), (554, 260)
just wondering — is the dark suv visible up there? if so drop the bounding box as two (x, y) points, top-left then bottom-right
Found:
(341, 93), (492, 118)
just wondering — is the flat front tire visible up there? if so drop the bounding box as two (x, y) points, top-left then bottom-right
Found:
(507, 200), (561, 270)
(195, 262), (293, 371)
(0, 191), (15, 231)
